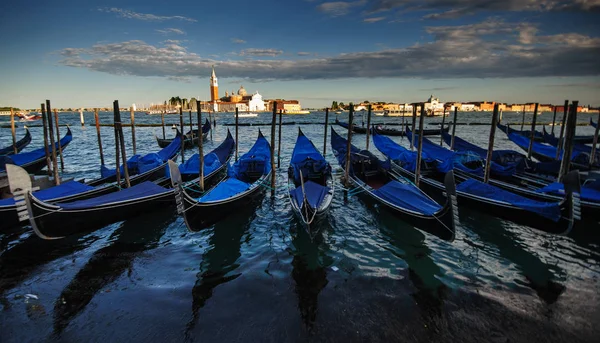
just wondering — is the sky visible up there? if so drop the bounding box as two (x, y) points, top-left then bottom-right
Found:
(0, 0), (599, 109)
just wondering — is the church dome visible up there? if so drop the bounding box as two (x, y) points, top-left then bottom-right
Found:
(237, 85), (247, 96)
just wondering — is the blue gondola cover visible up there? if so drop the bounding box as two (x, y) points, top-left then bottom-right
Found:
(457, 179), (561, 222)
(0, 129), (72, 172)
(0, 180), (95, 206)
(199, 178), (250, 202)
(372, 133), (435, 173)
(58, 181), (167, 210)
(536, 182), (600, 202)
(290, 181), (330, 209)
(372, 180), (442, 215)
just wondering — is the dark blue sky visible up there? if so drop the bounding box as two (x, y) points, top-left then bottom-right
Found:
(1, 0), (599, 108)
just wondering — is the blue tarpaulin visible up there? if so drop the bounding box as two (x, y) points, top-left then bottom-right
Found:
(372, 180), (441, 216)
(199, 178), (250, 202)
(536, 182), (600, 202)
(290, 131), (330, 183)
(290, 181), (330, 209)
(0, 128), (72, 172)
(406, 130), (484, 175)
(58, 181), (167, 210)
(0, 180), (95, 206)
(372, 133), (435, 173)
(457, 178), (561, 222)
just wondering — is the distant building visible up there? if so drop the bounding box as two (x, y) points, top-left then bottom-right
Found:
(423, 95), (445, 115)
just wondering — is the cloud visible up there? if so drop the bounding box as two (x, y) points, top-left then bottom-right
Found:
(156, 28), (186, 35)
(317, 1), (366, 16)
(326, 0), (600, 18)
(297, 52), (312, 56)
(231, 38), (246, 44)
(544, 82), (600, 88)
(57, 20), (600, 82)
(98, 7), (197, 22)
(167, 76), (192, 83)
(363, 16), (386, 22)
(239, 48), (283, 57)
(418, 87), (458, 91)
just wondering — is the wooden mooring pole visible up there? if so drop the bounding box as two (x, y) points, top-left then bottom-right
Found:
(527, 103), (539, 159)
(520, 105), (526, 131)
(94, 108), (105, 166)
(114, 100), (131, 188)
(415, 104), (425, 187)
(277, 109), (282, 168)
(10, 108), (16, 154)
(556, 100), (569, 160)
(484, 104), (500, 183)
(161, 112), (166, 139)
(550, 106), (558, 135)
(130, 107), (137, 155)
(440, 107), (446, 146)
(46, 100), (60, 186)
(323, 108), (329, 156)
(188, 109), (193, 136)
(179, 106), (185, 164)
(235, 107), (239, 162)
(53, 109), (64, 171)
(558, 101), (578, 181)
(450, 107), (458, 150)
(366, 104), (372, 150)
(79, 108), (85, 126)
(270, 102), (277, 197)
(40, 103), (52, 176)
(197, 101), (204, 192)
(410, 104), (417, 151)
(590, 109), (600, 166)
(344, 104), (354, 188)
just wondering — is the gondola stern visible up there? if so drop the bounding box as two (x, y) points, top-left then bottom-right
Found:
(562, 170), (582, 230)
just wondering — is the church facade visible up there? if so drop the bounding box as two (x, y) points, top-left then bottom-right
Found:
(208, 67), (266, 112)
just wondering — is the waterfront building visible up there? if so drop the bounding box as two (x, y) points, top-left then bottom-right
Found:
(423, 95), (445, 115)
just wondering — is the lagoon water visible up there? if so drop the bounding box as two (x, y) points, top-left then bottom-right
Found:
(1, 111), (599, 342)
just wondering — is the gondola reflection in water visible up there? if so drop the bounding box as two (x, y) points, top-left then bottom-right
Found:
(170, 130), (272, 231)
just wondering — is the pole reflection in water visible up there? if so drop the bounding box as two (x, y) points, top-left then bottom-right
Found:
(375, 210), (448, 322)
(289, 222), (332, 329)
(461, 210), (566, 304)
(0, 230), (102, 301)
(184, 202), (260, 338)
(52, 211), (173, 335)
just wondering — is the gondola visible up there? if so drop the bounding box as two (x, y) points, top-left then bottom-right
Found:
(2, 131), (234, 234)
(591, 118), (598, 129)
(335, 118), (368, 133)
(330, 128), (458, 241)
(373, 124), (449, 137)
(440, 130), (560, 180)
(11, 132), (235, 239)
(405, 128), (486, 176)
(0, 126), (72, 174)
(499, 122), (595, 144)
(499, 124), (600, 169)
(542, 127), (595, 155)
(0, 127), (31, 156)
(170, 130), (272, 231)
(373, 130), (581, 235)
(497, 123), (544, 141)
(86, 130), (183, 187)
(156, 119), (211, 148)
(287, 128), (334, 235)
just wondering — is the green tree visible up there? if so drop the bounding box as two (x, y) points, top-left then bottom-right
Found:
(338, 102), (345, 110)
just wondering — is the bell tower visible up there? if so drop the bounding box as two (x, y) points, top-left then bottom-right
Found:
(210, 66), (219, 103)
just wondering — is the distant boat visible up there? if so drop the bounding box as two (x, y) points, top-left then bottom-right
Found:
(335, 111), (342, 114)
(238, 113), (258, 118)
(18, 114), (42, 122)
